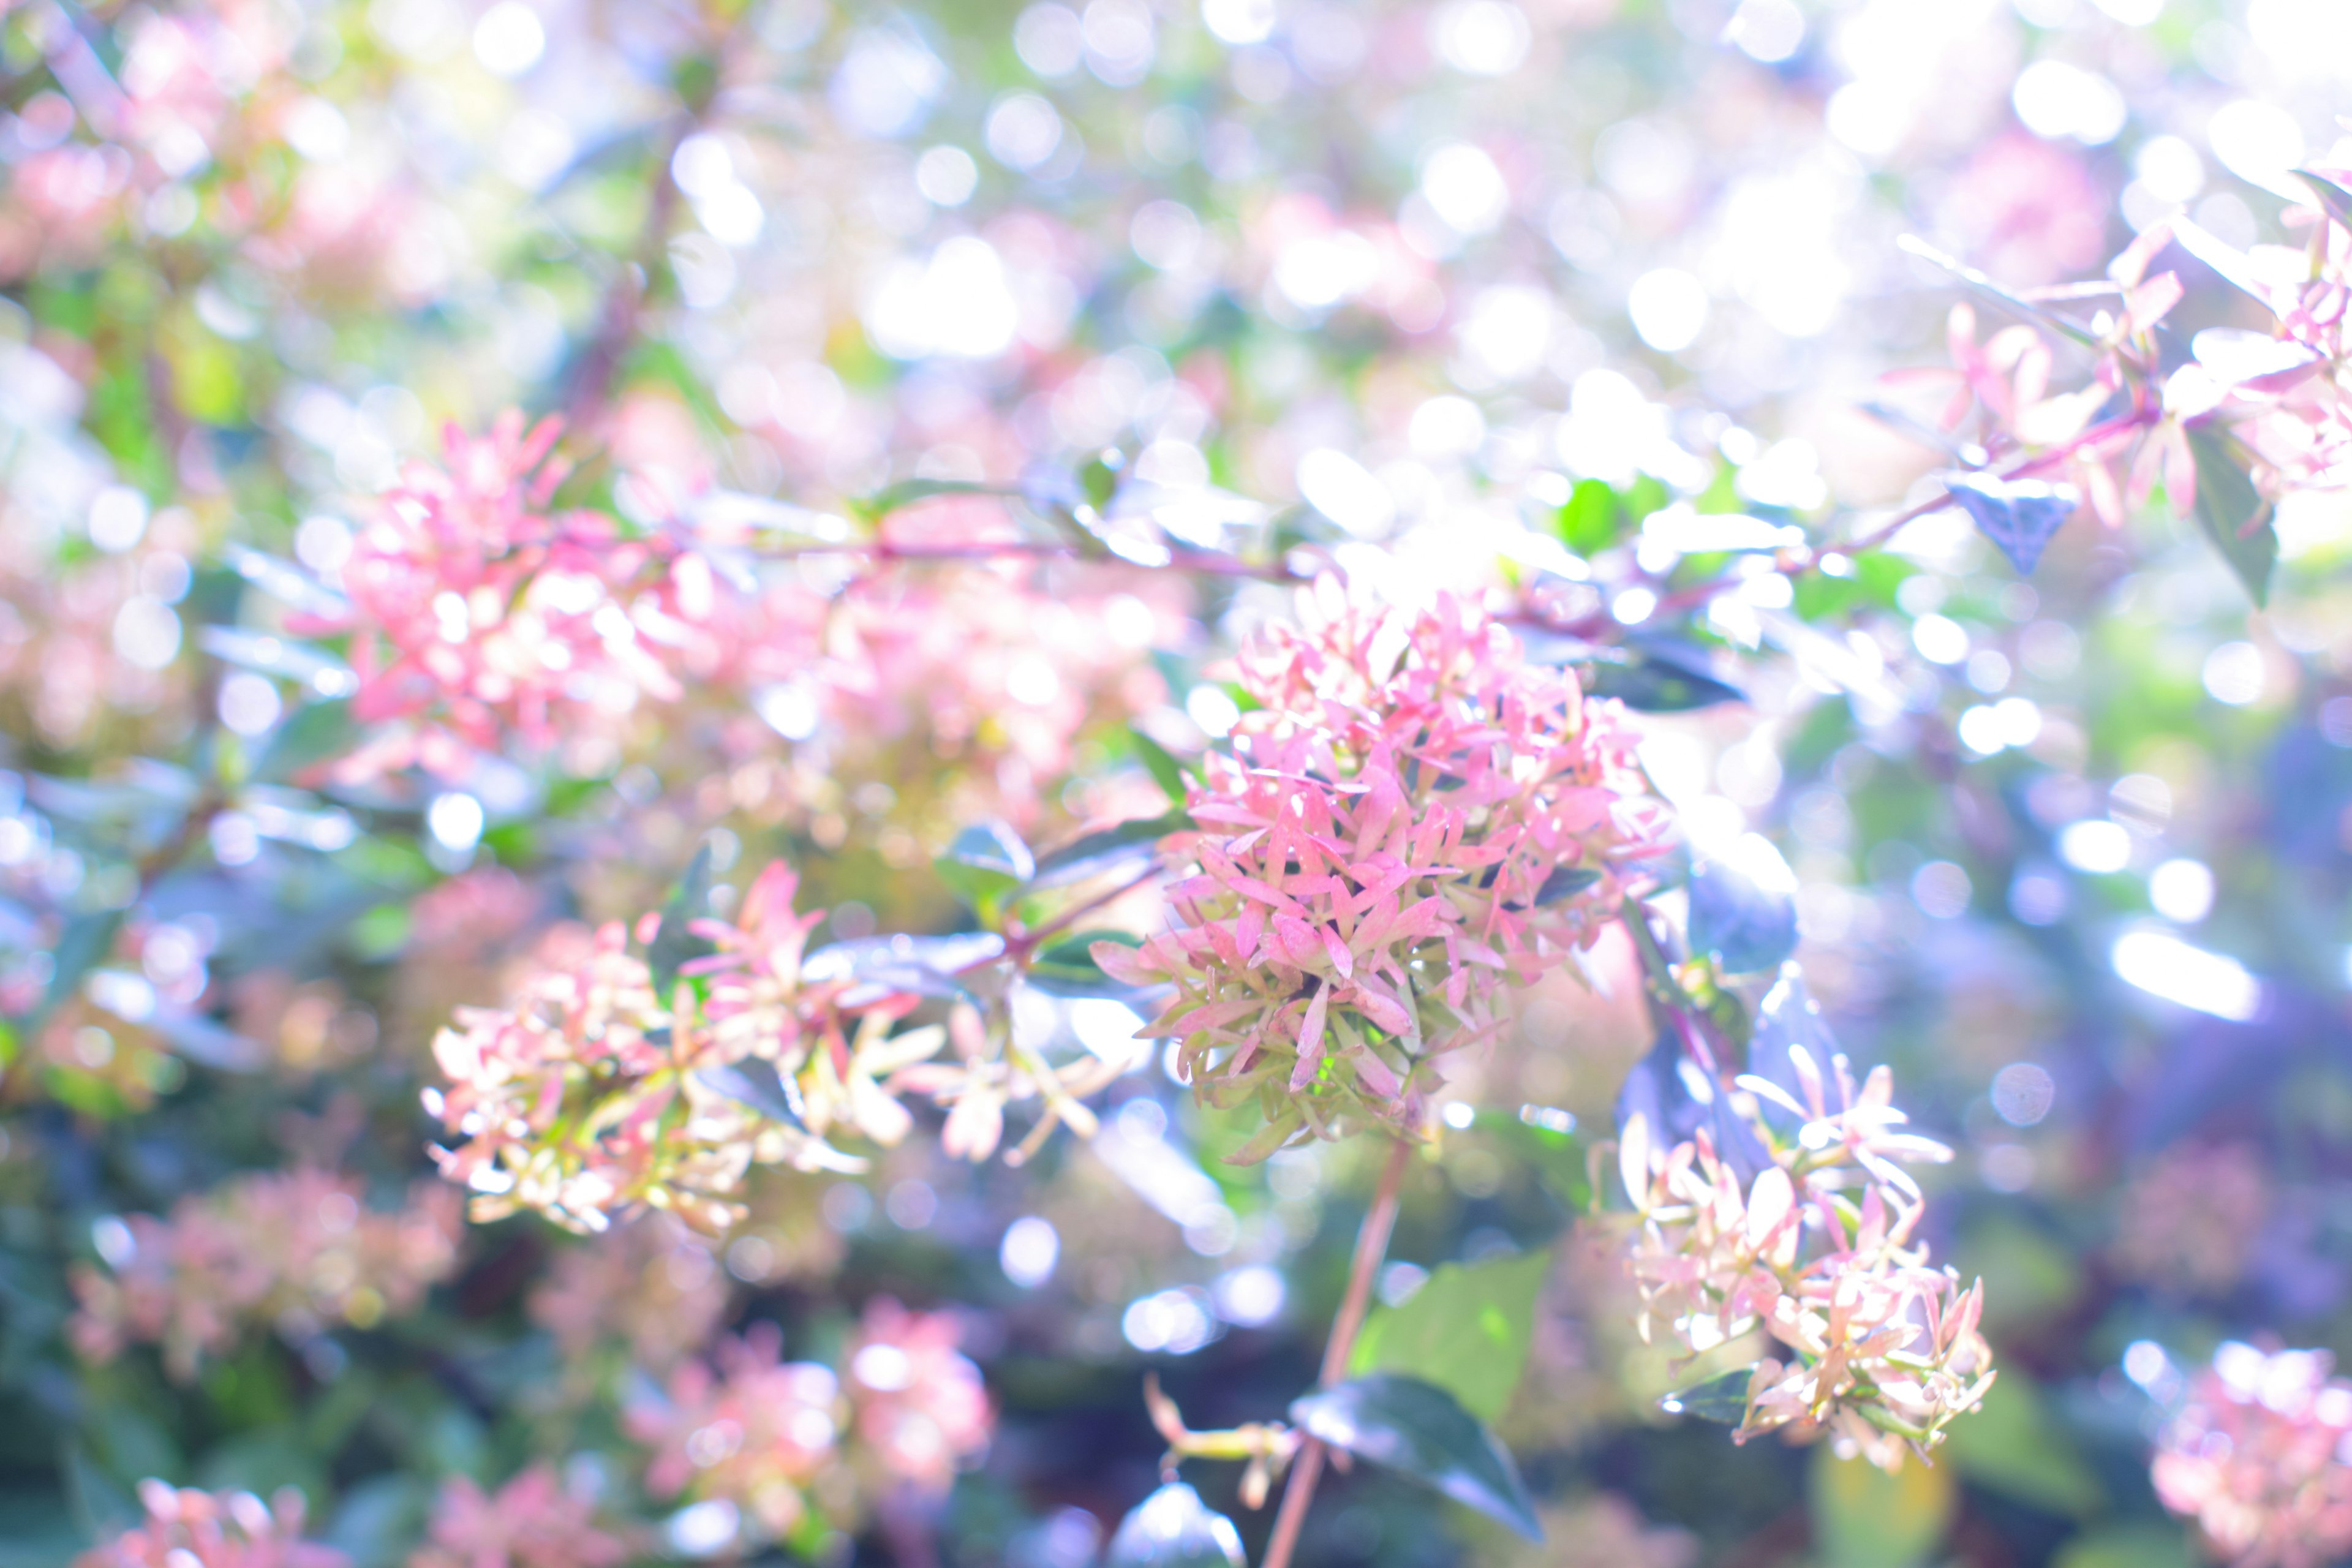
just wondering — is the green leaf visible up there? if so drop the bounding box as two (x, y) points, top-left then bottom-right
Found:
(1128, 725), (1189, 807)
(1349, 1250), (1550, 1422)
(1480, 1107), (1590, 1211)
(2188, 428), (2277, 607)
(251, 697), (358, 784)
(695, 1059), (805, 1127)
(1556, 478), (1619, 555)
(2294, 168), (2352, 230)
(646, 843), (715, 993)
(1104, 1483), (1245, 1568)
(1022, 931), (1147, 998)
(2052, 1525), (2194, 1568)
(1288, 1374), (1543, 1541)
(1222, 1109), (1305, 1166)
(1586, 641), (1745, 710)
(1659, 1367), (1754, 1423)
(1940, 1371), (2102, 1518)
(33, 910), (124, 1035)
(1031, 810), (1191, 889)
(936, 820), (1035, 924)
(853, 477), (1017, 520)
(1809, 1446), (1956, 1568)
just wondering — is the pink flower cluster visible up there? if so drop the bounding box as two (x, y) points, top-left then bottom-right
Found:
(77, 1481), (345, 1568)
(1099, 580), (1665, 1150)
(845, 1297), (996, 1493)
(427, 859), (939, 1233)
(2154, 1343), (2352, 1568)
(2112, 1142), (2272, 1298)
(304, 412), (681, 778)
(409, 1465), (635, 1568)
(625, 1303), (990, 1548)
(1623, 1046), (1991, 1472)
(70, 1167), (462, 1379)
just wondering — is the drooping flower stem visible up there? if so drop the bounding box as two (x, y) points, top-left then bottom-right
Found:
(1261, 1134), (1414, 1568)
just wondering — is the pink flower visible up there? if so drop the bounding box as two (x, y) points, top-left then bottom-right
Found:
(626, 1323), (849, 1541)
(845, 1298), (995, 1492)
(77, 1481), (346, 1568)
(305, 411), (682, 777)
(426, 858), (939, 1232)
(1621, 1053), (1989, 1471)
(70, 1168), (462, 1381)
(2154, 1343), (2352, 1568)
(1099, 580), (1665, 1151)
(529, 1213), (733, 1375)
(408, 1465), (635, 1568)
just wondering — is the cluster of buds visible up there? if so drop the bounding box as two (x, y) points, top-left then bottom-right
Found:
(78, 1482), (345, 1568)
(626, 1303), (992, 1551)
(409, 1464), (635, 1568)
(70, 1168), (462, 1380)
(1621, 1044), (1993, 1472)
(426, 859), (943, 1233)
(1099, 580), (1665, 1153)
(301, 412), (684, 778)
(2152, 1342), (2352, 1568)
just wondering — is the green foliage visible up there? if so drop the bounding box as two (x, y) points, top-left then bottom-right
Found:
(1942, 1372), (2103, 1519)
(1289, 1373), (1543, 1540)
(1809, 1447), (1956, 1568)
(1349, 1248), (1551, 1422)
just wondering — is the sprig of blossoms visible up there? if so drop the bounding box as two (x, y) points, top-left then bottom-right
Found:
(408, 1464), (635, 1568)
(77, 1481), (346, 1568)
(1621, 1044), (1992, 1472)
(301, 411), (683, 778)
(1099, 581), (1666, 1152)
(2152, 1342), (2352, 1568)
(70, 1168), (462, 1380)
(426, 859), (941, 1232)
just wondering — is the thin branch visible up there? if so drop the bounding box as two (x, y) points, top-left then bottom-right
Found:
(1260, 1134), (1414, 1568)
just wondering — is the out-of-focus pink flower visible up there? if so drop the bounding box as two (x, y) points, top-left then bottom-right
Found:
(426, 858), (938, 1232)
(77, 1480), (346, 1568)
(1942, 132), (2109, 287)
(529, 1213), (731, 1374)
(845, 1298), (994, 1492)
(1622, 1051), (1989, 1471)
(408, 1465), (634, 1568)
(627, 1322), (850, 1542)
(1099, 579), (1666, 1149)
(2154, 1343), (2352, 1568)
(2112, 1142), (2272, 1297)
(304, 411), (681, 778)
(69, 1168), (462, 1380)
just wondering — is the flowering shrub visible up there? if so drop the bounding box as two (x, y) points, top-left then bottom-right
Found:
(2152, 1344), (2352, 1568)
(1103, 582), (1666, 1152)
(70, 1168), (461, 1379)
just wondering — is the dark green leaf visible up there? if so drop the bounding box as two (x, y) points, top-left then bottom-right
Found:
(937, 821), (1035, 922)
(1104, 1483), (1245, 1568)
(1945, 473), (2077, 576)
(1586, 641), (1744, 710)
(1660, 1368), (1755, 1422)
(1128, 725), (1189, 806)
(1481, 1106), (1590, 1210)
(1288, 1374), (1543, 1541)
(646, 844), (715, 993)
(1520, 864), (1599, 907)
(1687, 840), (1799, 974)
(1349, 1250), (1551, 1422)
(1940, 1372), (2102, 1518)
(695, 1059), (805, 1127)
(1031, 811), (1191, 889)
(1022, 931), (1150, 998)
(251, 698), (357, 785)
(802, 932), (1004, 1005)
(2188, 428), (2277, 606)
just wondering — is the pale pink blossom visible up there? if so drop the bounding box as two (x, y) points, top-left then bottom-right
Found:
(845, 1298), (995, 1492)
(77, 1481), (345, 1568)
(529, 1213), (732, 1374)
(1099, 579), (1666, 1151)
(627, 1323), (851, 1542)
(2154, 1343), (2352, 1568)
(70, 1168), (462, 1380)
(408, 1465), (635, 1568)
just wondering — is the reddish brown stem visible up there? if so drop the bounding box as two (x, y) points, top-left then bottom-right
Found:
(1260, 1134), (1414, 1568)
